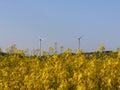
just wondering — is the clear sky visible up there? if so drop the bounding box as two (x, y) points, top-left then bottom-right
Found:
(0, 0), (120, 52)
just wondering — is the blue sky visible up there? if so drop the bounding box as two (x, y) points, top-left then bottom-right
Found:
(0, 0), (120, 52)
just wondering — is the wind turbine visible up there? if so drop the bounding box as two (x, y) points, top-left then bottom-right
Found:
(38, 36), (44, 56)
(78, 36), (83, 50)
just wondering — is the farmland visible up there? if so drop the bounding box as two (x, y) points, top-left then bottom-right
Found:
(0, 46), (120, 90)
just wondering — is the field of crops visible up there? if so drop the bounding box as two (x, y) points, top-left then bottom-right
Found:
(0, 47), (120, 90)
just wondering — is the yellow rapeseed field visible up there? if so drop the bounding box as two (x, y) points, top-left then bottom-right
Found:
(0, 47), (120, 90)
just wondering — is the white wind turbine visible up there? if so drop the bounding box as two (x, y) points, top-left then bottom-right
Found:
(77, 35), (83, 50)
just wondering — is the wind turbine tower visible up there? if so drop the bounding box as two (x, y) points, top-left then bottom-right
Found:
(78, 36), (83, 50)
